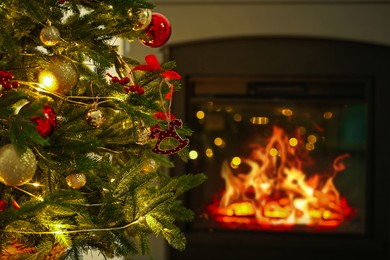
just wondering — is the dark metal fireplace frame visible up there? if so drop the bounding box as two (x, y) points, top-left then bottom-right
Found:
(166, 36), (390, 260)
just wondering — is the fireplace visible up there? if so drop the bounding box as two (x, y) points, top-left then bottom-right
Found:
(166, 37), (390, 259)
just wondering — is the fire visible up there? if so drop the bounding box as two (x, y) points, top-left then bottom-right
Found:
(208, 125), (355, 230)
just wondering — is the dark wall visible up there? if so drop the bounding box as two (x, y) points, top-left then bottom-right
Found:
(166, 36), (390, 260)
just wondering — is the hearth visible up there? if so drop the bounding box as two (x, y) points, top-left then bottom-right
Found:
(166, 37), (390, 259)
(195, 77), (366, 234)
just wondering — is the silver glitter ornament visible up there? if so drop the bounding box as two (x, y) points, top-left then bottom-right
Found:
(86, 108), (105, 128)
(0, 144), (37, 186)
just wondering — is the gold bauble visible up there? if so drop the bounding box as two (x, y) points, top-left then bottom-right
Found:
(40, 25), (61, 46)
(66, 173), (87, 189)
(128, 8), (152, 31)
(136, 125), (151, 145)
(142, 158), (158, 173)
(38, 55), (79, 94)
(0, 144), (37, 186)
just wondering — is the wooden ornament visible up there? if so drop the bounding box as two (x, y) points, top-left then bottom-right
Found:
(150, 119), (189, 155)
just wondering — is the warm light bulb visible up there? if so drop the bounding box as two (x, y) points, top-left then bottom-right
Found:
(205, 148), (213, 158)
(214, 137), (224, 147)
(281, 108), (293, 116)
(233, 113), (242, 122)
(269, 148), (279, 156)
(289, 138), (298, 147)
(250, 116), (269, 125)
(305, 142), (315, 151)
(231, 156), (241, 166)
(196, 110), (205, 120)
(323, 111), (333, 119)
(54, 229), (63, 235)
(38, 71), (57, 92)
(307, 134), (317, 143)
(189, 150), (198, 160)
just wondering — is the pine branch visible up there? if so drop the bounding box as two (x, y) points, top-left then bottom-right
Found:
(0, 1), (206, 259)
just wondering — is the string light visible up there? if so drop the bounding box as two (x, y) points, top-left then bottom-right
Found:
(196, 110), (205, 120)
(205, 148), (213, 158)
(289, 138), (298, 147)
(269, 148), (279, 157)
(189, 150), (198, 160)
(38, 71), (57, 92)
(29, 182), (43, 187)
(2, 218), (143, 235)
(13, 186), (44, 201)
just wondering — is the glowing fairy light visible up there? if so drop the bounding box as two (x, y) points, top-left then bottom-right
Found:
(2, 214), (148, 236)
(307, 134), (317, 143)
(189, 150), (198, 160)
(289, 137), (298, 147)
(323, 111), (333, 119)
(205, 148), (213, 158)
(305, 142), (315, 151)
(269, 148), (279, 157)
(13, 186), (44, 201)
(38, 71), (57, 92)
(53, 224), (64, 235)
(250, 116), (269, 125)
(196, 110), (205, 120)
(231, 157), (241, 166)
(281, 108), (293, 116)
(230, 156), (241, 169)
(214, 137), (223, 147)
(233, 113), (242, 122)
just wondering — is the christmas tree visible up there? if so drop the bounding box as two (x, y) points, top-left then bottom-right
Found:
(0, 0), (205, 259)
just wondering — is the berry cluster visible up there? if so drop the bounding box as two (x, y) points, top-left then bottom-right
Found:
(124, 84), (144, 95)
(106, 73), (145, 95)
(0, 70), (19, 90)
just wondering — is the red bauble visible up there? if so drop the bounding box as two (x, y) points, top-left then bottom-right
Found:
(31, 104), (57, 137)
(139, 13), (171, 48)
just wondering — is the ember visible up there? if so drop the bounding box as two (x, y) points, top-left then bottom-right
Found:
(208, 125), (356, 231)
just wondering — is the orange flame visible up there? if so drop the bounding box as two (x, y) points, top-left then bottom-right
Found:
(208, 125), (355, 230)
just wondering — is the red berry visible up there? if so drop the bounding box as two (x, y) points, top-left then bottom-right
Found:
(111, 76), (119, 83)
(12, 81), (19, 88)
(119, 77), (130, 85)
(137, 87), (145, 95)
(129, 85), (138, 92)
(3, 81), (12, 90)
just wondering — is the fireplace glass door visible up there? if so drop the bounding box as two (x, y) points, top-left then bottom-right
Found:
(186, 76), (369, 235)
